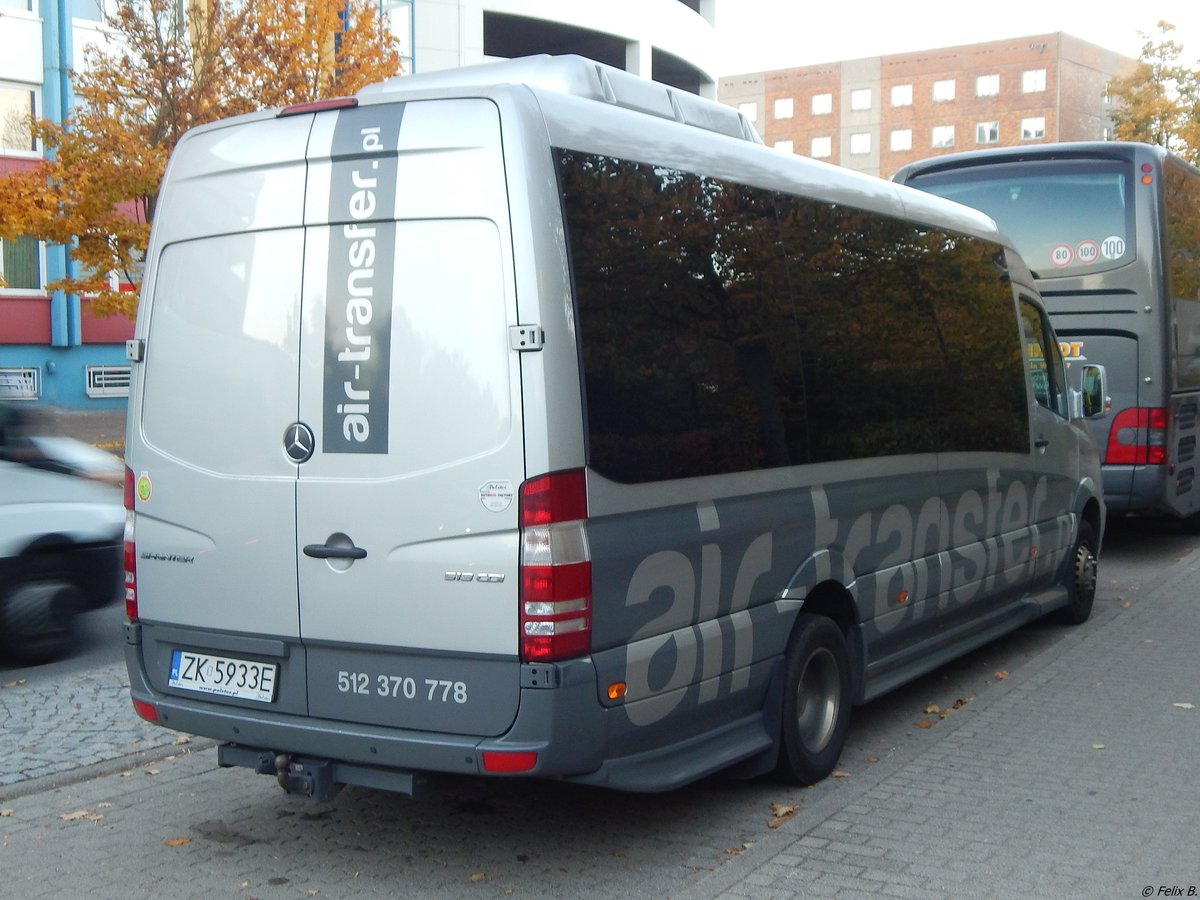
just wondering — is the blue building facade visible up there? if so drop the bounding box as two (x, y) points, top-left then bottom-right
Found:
(1, 0), (132, 409)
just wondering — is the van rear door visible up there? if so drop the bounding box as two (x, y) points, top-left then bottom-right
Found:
(136, 115), (312, 641)
(294, 100), (526, 736)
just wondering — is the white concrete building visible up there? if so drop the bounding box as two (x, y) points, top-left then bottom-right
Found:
(384, 0), (718, 98)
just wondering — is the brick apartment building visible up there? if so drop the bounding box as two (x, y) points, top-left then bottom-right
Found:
(719, 32), (1137, 179)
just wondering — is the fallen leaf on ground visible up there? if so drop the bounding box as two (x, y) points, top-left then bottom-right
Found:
(1121, 601), (1133, 609)
(146, 769), (161, 776)
(924, 704), (941, 715)
(172, 736), (191, 745)
(164, 837), (190, 847)
(916, 719), (935, 729)
(468, 873), (486, 884)
(0, 809), (13, 817)
(939, 698), (970, 719)
(1173, 703), (1195, 710)
(865, 755), (881, 764)
(768, 803), (797, 828)
(60, 810), (103, 822)
(1091, 744), (1106, 750)
(830, 769), (851, 778)
(2, 680), (26, 689)
(993, 670), (1009, 681)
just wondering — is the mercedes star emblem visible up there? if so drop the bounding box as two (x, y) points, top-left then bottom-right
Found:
(283, 422), (316, 463)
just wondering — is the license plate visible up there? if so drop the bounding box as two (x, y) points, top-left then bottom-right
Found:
(169, 650), (278, 703)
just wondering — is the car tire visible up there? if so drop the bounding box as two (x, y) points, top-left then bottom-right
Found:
(1051, 520), (1098, 626)
(775, 614), (852, 785)
(0, 572), (84, 665)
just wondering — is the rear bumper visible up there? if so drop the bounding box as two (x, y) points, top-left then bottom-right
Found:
(1103, 463), (1196, 518)
(123, 636), (608, 783)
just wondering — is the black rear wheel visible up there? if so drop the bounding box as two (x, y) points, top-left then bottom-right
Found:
(775, 614), (852, 785)
(1051, 520), (1097, 626)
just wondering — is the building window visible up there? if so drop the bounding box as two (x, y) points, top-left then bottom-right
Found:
(72, 0), (107, 20)
(932, 79), (956, 102)
(737, 101), (758, 122)
(891, 84), (912, 107)
(773, 97), (793, 119)
(812, 93), (832, 115)
(1021, 117), (1046, 140)
(85, 365), (132, 398)
(0, 236), (43, 291)
(811, 136), (832, 158)
(850, 88), (871, 111)
(890, 129), (912, 152)
(1022, 69), (1046, 93)
(0, 85), (37, 154)
(976, 121), (999, 144)
(0, 367), (40, 401)
(774, 140), (794, 154)
(849, 132), (871, 155)
(976, 74), (1000, 97)
(931, 125), (955, 148)
(0, 0), (35, 11)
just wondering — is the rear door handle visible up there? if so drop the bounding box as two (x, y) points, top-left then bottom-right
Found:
(303, 544), (367, 560)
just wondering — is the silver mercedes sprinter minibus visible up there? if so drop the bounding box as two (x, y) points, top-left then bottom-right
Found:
(123, 55), (1105, 801)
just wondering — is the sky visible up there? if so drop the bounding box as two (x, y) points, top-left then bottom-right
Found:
(715, 1), (1200, 76)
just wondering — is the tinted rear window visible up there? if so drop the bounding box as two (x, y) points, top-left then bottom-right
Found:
(905, 159), (1135, 279)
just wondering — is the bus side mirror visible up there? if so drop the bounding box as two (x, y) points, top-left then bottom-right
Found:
(1073, 363), (1109, 420)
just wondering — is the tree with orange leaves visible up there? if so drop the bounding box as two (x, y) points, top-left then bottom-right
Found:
(0, 0), (402, 317)
(1107, 21), (1199, 165)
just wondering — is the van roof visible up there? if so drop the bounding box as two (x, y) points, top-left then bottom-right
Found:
(359, 54), (761, 145)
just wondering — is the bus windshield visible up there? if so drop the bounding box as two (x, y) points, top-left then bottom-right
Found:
(908, 159), (1136, 279)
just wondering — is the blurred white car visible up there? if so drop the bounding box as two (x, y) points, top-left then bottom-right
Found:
(1, 407), (124, 664)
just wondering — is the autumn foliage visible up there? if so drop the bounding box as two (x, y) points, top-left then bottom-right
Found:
(0, 0), (402, 316)
(1107, 21), (1200, 166)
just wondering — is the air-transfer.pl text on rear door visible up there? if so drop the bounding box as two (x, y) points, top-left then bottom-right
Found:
(295, 100), (525, 736)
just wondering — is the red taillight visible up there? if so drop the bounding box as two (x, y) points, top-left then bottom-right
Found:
(518, 470), (591, 662)
(481, 750), (538, 773)
(132, 698), (157, 723)
(1106, 407), (1168, 465)
(123, 466), (138, 622)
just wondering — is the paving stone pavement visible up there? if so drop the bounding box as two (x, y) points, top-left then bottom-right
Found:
(0, 662), (178, 788)
(690, 543), (1200, 899)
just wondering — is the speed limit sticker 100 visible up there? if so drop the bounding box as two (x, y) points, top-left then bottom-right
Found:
(1049, 236), (1126, 268)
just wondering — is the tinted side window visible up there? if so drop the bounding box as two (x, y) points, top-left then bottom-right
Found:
(556, 150), (1029, 483)
(1019, 297), (1068, 418)
(1164, 158), (1200, 303)
(774, 197), (1028, 459)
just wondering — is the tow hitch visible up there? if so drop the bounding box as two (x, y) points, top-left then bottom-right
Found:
(218, 743), (424, 801)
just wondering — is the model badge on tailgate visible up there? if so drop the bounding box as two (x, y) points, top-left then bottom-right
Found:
(444, 572), (506, 583)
